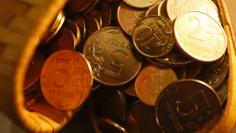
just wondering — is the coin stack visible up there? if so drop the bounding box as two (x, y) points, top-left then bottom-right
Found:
(23, 0), (229, 132)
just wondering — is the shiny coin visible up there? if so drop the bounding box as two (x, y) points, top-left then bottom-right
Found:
(83, 27), (142, 86)
(44, 27), (77, 55)
(40, 50), (93, 111)
(155, 79), (221, 133)
(157, 0), (168, 17)
(24, 50), (45, 90)
(174, 11), (227, 62)
(198, 54), (229, 90)
(166, 0), (220, 22)
(123, 0), (160, 8)
(135, 65), (177, 106)
(92, 87), (126, 124)
(147, 46), (192, 67)
(97, 118), (127, 133)
(117, 2), (146, 36)
(126, 101), (160, 133)
(145, 1), (160, 17)
(133, 16), (174, 58)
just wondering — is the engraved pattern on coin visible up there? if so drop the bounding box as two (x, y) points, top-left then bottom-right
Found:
(166, 0), (220, 23)
(40, 50), (93, 111)
(83, 27), (142, 86)
(133, 16), (174, 57)
(135, 65), (177, 106)
(174, 11), (227, 62)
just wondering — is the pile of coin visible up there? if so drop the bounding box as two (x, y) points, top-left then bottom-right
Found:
(23, 0), (229, 132)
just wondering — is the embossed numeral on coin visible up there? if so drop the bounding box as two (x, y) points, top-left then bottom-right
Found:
(53, 58), (70, 88)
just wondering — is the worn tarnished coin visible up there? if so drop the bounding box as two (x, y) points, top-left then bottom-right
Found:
(174, 11), (227, 62)
(166, 0), (220, 22)
(198, 54), (228, 90)
(155, 79), (221, 133)
(83, 27), (142, 86)
(40, 50), (93, 111)
(133, 16), (174, 58)
(24, 50), (45, 90)
(117, 2), (146, 35)
(126, 101), (161, 133)
(135, 65), (177, 106)
(147, 46), (192, 67)
(123, 0), (160, 8)
(92, 87), (126, 124)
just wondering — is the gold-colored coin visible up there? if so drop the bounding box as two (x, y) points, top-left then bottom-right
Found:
(123, 0), (160, 8)
(135, 65), (177, 106)
(174, 11), (227, 62)
(166, 0), (220, 23)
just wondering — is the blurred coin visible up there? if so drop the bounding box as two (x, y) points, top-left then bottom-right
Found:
(105, 0), (121, 3)
(44, 27), (77, 55)
(97, 118), (127, 133)
(92, 87), (126, 124)
(83, 27), (142, 86)
(84, 0), (100, 14)
(66, 0), (95, 14)
(166, 0), (220, 22)
(126, 101), (160, 133)
(145, 1), (159, 17)
(123, 81), (137, 97)
(40, 50), (93, 111)
(147, 46), (192, 67)
(155, 79), (221, 133)
(75, 16), (87, 50)
(99, 2), (112, 27)
(24, 50), (45, 91)
(123, 0), (160, 8)
(133, 16), (174, 58)
(89, 9), (103, 27)
(41, 11), (65, 42)
(65, 19), (81, 47)
(84, 15), (101, 38)
(135, 65), (177, 106)
(174, 11), (227, 62)
(216, 79), (228, 106)
(174, 61), (202, 79)
(198, 54), (228, 90)
(157, 0), (168, 17)
(117, 2), (146, 35)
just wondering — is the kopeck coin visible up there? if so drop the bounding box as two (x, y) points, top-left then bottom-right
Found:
(174, 11), (227, 62)
(135, 65), (177, 106)
(40, 50), (93, 111)
(155, 79), (221, 132)
(117, 2), (146, 35)
(83, 27), (142, 86)
(133, 16), (174, 58)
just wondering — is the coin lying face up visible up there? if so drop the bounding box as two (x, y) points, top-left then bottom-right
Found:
(40, 50), (93, 111)
(174, 11), (227, 62)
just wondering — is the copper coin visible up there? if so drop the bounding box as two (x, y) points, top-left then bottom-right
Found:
(155, 79), (221, 133)
(147, 46), (192, 67)
(174, 11), (227, 62)
(89, 9), (103, 27)
(41, 11), (65, 42)
(65, 19), (81, 47)
(133, 16), (174, 58)
(216, 79), (228, 105)
(40, 50), (93, 111)
(44, 27), (77, 55)
(166, 0), (220, 23)
(126, 101), (161, 133)
(145, 1), (160, 17)
(123, 0), (160, 8)
(157, 0), (168, 17)
(135, 65), (177, 106)
(24, 50), (45, 90)
(92, 87), (126, 124)
(174, 61), (202, 79)
(83, 27), (142, 86)
(97, 118), (127, 133)
(100, 2), (112, 27)
(198, 54), (229, 90)
(66, 0), (95, 14)
(117, 2), (146, 36)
